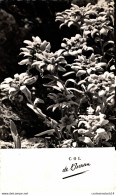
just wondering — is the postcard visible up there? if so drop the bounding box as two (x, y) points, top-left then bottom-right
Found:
(0, 0), (115, 194)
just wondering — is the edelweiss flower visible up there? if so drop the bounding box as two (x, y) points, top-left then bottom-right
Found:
(0, 73), (38, 101)
(59, 115), (77, 131)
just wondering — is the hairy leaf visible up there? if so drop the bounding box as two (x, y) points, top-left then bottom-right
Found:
(35, 129), (55, 137)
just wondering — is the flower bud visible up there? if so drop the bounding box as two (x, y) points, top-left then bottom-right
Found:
(98, 90), (106, 97)
(47, 64), (55, 73)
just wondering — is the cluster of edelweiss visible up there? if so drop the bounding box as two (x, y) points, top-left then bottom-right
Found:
(0, 0), (115, 148)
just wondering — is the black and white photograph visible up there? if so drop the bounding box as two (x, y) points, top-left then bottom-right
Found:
(0, 0), (116, 194)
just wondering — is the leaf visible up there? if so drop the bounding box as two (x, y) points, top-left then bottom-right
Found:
(47, 104), (59, 112)
(58, 66), (66, 72)
(20, 47), (29, 52)
(96, 62), (107, 67)
(84, 30), (91, 36)
(24, 40), (33, 46)
(35, 108), (46, 118)
(62, 139), (72, 145)
(46, 43), (51, 51)
(19, 72), (29, 80)
(56, 49), (64, 56)
(87, 47), (94, 52)
(86, 3), (91, 8)
(34, 98), (44, 105)
(78, 137), (94, 147)
(71, 66), (82, 71)
(35, 53), (44, 60)
(100, 119), (109, 126)
(95, 131), (111, 142)
(102, 141), (112, 147)
(69, 51), (79, 56)
(110, 15), (114, 26)
(64, 19), (69, 25)
(48, 93), (57, 99)
(1, 87), (10, 92)
(59, 23), (65, 29)
(61, 145), (68, 148)
(67, 88), (84, 94)
(14, 136), (21, 148)
(68, 21), (74, 27)
(40, 41), (47, 50)
(85, 10), (97, 16)
(103, 41), (114, 51)
(20, 86), (31, 102)
(52, 104), (59, 112)
(96, 128), (105, 134)
(35, 129), (55, 137)
(32, 36), (41, 44)
(56, 12), (62, 16)
(106, 95), (115, 103)
(27, 103), (39, 115)
(4, 77), (13, 83)
(84, 19), (94, 25)
(62, 71), (75, 77)
(95, 66), (104, 72)
(9, 87), (17, 95)
(51, 86), (61, 92)
(55, 16), (64, 22)
(87, 84), (95, 91)
(69, 101), (78, 106)
(19, 52), (32, 57)
(76, 70), (86, 77)
(32, 61), (41, 66)
(18, 59), (30, 66)
(57, 81), (64, 90)
(71, 3), (79, 8)
(65, 79), (77, 87)
(43, 74), (58, 80)
(77, 80), (86, 85)
(90, 53), (95, 61)
(78, 120), (90, 128)
(10, 120), (21, 148)
(78, 129), (90, 135)
(10, 120), (18, 136)
(24, 75), (38, 85)
(27, 103), (46, 119)
(0, 83), (9, 90)
(99, 12), (107, 16)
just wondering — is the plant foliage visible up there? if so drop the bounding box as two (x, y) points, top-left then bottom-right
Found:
(0, 0), (115, 148)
